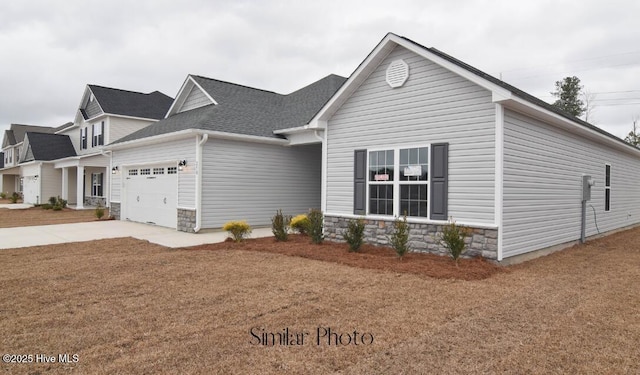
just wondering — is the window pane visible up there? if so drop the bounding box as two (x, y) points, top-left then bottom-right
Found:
(409, 148), (418, 164)
(605, 165), (611, 187)
(419, 147), (428, 164)
(410, 185), (419, 199)
(400, 149), (408, 164)
(370, 185), (378, 199)
(605, 188), (610, 211)
(386, 150), (394, 166)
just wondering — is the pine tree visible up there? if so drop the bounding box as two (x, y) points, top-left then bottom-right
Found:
(551, 76), (586, 118)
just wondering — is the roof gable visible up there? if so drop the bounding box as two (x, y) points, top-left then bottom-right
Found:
(21, 132), (77, 162)
(80, 85), (174, 121)
(166, 76), (217, 117)
(312, 32), (638, 155)
(3, 124), (57, 148)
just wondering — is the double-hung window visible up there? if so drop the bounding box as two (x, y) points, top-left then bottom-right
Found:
(368, 146), (429, 218)
(92, 173), (103, 197)
(80, 127), (87, 149)
(605, 164), (611, 212)
(92, 122), (104, 147)
(399, 147), (429, 217)
(368, 150), (394, 215)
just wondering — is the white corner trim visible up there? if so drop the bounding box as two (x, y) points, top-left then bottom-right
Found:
(494, 103), (504, 261)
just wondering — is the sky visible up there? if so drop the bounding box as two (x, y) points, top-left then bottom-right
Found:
(1, 0), (639, 139)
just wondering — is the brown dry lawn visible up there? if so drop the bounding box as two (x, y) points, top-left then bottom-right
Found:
(1, 229), (639, 374)
(0, 206), (109, 228)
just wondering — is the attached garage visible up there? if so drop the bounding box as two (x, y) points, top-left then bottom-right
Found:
(122, 165), (178, 228)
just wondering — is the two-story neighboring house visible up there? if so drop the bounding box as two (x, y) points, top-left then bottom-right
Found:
(1, 124), (61, 197)
(51, 85), (173, 208)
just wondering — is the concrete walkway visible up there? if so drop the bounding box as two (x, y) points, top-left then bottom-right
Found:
(0, 203), (34, 210)
(0, 221), (273, 250)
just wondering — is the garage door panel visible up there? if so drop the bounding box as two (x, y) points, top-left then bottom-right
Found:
(124, 166), (177, 229)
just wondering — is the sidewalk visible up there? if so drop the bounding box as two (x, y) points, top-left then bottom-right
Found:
(0, 220), (273, 249)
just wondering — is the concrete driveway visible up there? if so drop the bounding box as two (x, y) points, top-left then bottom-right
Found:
(0, 221), (273, 249)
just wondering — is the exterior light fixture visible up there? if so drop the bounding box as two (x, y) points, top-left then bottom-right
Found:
(111, 166), (119, 174)
(178, 160), (187, 171)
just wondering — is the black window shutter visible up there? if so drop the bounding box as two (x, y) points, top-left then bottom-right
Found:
(354, 149), (367, 215)
(430, 143), (449, 220)
(91, 125), (95, 147)
(100, 121), (105, 145)
(99, 173), (103, 196)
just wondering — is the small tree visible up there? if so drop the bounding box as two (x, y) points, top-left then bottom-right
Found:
(222, 220), (252, 242)
(624, 118), (640, 147)
(9, 192), (20, 204)
(436, 219), (470, 264)
(271, 209), (291, 242)
(551, 76), (585, 118)
(306, 209), (324, 244)
(343, 218), (365, 252)
(388, 214), (410, 259)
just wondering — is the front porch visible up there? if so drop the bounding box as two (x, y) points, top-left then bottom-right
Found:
(55, 154), (110, 209)
(0, 166), (21, 195)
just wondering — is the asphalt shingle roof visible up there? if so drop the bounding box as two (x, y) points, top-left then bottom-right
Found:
(113, 74), (347, 144)
(88, 85), (174, 120)
(23, 132), (76, 161)
(4, 124), (57, 146)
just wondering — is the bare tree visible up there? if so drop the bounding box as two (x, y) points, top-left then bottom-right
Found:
(582, 89), (597, 123)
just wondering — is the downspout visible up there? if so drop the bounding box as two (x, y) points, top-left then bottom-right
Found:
(193, 134), (209, 232)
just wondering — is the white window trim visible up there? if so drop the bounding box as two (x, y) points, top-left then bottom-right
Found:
(605, 163), (611, 212)
(366, 143), (431, 218)
(92, 172), (103, 197)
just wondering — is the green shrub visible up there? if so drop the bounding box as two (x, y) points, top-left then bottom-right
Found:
(48, 196), (57, 205)
(306, 209), (324, 244)
(291, 214), (309, 235)
(344, 218), (366, 252)
(222, 220), (252, 242)
(271, 209), (291, 242)
(389, 214), (410, 259)
(436, 219), (470, 263)
(52, 204), (63, 211)
(9, 192), (20, 204)
(58, 196), (67, 208)
(42, 204), (53, 210)
(0, 192), (6, 199)
(95, 204), (105, 220)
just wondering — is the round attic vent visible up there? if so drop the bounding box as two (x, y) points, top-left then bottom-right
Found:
(386, 59), (409, 88)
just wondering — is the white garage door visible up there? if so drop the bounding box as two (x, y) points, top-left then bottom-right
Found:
(124, 166), (177, 229)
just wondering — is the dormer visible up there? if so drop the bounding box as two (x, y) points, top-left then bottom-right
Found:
(165, 75), (217, 118)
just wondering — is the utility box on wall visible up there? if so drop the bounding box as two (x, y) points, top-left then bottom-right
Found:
(582, 175), (595, 202)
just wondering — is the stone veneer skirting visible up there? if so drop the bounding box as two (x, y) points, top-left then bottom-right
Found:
(324, 215), (498, 260)
(84, 196), (107, 207)
(110, 202), (121, 220)
(178, 209), (196, 233)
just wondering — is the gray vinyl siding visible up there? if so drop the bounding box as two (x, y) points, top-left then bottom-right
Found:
(326, 45), (496, 224)
(502, 109), (640, 257)
(108, 117), (156, 144)
(40, 164), (62, 202)
(110, 137), (196, 207)
(179, 86), (212, 113)
(201, 140), (321, 228)
(84, 99), (103, 119)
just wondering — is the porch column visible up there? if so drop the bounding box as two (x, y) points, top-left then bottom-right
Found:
(76, 166), (84, 209)
(61, 167), (69, 201)
(105, 167), (110, 208)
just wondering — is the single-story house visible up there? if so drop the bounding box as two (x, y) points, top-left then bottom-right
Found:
(107, 74), (346, 231)
(298, 32), (640, 261)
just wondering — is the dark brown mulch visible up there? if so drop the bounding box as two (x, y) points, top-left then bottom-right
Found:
(185, 234), (503, 281)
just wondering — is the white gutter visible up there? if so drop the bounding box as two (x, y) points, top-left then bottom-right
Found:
(193, 134), (209, 232)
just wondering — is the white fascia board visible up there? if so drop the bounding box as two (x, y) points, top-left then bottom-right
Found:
(55, 123), (78, 134)
(164, 76), (193, 117)
(105, 129), (289, 151)
(273, 124), (318, 135)
(314, 33), (398, 123)
(86, 113), (160, 123)
(52, 152), (107, 168)
(502, 96), (640, 157)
